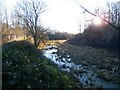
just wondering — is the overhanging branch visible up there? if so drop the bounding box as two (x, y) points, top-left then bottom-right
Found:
(75, 0), (118, 29)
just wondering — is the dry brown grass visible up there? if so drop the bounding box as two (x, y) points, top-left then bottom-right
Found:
(58, 43), (120, 82)
(38, 40), (67, 49)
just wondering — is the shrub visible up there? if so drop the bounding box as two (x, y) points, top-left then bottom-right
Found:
(2, 41), (81, 89)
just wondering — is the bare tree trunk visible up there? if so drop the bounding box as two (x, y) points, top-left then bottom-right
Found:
(33, 35), (37, 47)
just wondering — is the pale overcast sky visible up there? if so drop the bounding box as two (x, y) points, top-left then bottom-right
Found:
(5, 0), (120, 34)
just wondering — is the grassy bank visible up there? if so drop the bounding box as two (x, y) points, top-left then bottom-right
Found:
(2, 41), (81, 89)
(58, 43), (120, 83)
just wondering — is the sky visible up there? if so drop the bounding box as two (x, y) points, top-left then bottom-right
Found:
(5, 0), (120, 34)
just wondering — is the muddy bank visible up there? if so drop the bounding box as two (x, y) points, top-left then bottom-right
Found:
(43, 45), (120, 88)
(58, 43), (120, 83)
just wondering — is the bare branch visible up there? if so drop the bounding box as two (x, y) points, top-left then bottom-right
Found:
(15, 0), (47, 47)
(75, 0), (118, 29)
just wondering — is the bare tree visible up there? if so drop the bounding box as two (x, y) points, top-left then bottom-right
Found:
(0, 0), (2, 23)
(0, 0), (11, 42)
(15, 0), (47, 47)
(74, 0), (119, 29)
(0, 0), (8, 25)
(0, 0), (4, 24)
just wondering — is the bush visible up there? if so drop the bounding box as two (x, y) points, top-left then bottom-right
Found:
(2, 41), (81, 89)
(68, 25), (119, 51)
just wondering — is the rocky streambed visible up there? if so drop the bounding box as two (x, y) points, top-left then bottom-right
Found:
(43, 46), (120, 88)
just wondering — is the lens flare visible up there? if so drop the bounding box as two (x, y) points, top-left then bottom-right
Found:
(93, 17), (102, 25)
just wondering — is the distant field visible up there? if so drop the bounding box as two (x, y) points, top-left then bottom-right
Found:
(2, 38), (67, 49)
(45, 40), (66, 45)
(39, 40), (67, 49)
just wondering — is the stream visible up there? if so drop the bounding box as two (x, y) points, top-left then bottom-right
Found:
(43, 46), (120, 88)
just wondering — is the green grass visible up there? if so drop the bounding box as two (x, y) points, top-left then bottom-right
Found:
(2, 41), (81, 89)
(58, 43), (120, 83)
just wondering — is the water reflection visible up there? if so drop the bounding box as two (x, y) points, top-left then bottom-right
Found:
(43, 46), (120, 88)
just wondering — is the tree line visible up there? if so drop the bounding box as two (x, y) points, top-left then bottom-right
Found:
(1, 0), (73, 47)
(46, 30), (73, 40)
(68, 1), (120, 51)
(0, 0), (47, 47)
(1, 0), (120, 49)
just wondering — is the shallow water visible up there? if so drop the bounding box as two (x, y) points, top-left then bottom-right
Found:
(43, 46), (120, 88)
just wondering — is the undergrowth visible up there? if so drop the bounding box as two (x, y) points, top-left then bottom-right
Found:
(2, 41), (81, 89)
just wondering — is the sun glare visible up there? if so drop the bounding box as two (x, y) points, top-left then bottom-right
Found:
(93, 17), (102, 25)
